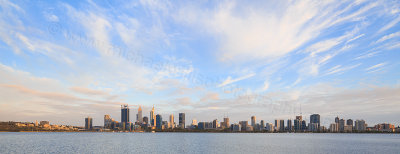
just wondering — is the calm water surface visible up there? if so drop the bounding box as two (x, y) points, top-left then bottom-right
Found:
(0, 132), (399, 154)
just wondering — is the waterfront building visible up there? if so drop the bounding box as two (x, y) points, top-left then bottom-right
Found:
(143, 116), (149, 124)
(260, 120), (265, 130)
(223, 117), (230, 129)
(40, 121), (50, 126)
(85, 117), (92, 130)
(274, 119), (279, 131)
(251, 116), (256, 127)
(156, 114), (162, 130)
(310, 114), (320, 129)
(265, 123), (273, 132)
(294, 116), (302, 132)
(301, 120), (307, 131)
(335, 116), (340, 124)
(287, 119), (292, 132)
(239, 121), (248, 131)
(104, 115), (112, 129)
(121, 104), (130, 124)
(192, 119), (197, 126)
(212, 119), (218, 129)
(354, 120), (366, 131)
(339, 119), (345, 132)
(347, 119), (353, 128)
(231, 124), (241, 132)
(279, 120), (285, 132)
(169, 114), (175, 129)
(329, 123), (338, 132)
(308, 123), (318, 132)
(344, 125), (352, 132)
(179, 113), (185, 129)
(136, 106), (143, 124)
(150, 106), (155, 126)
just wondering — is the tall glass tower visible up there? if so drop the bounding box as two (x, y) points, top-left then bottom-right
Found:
(121, 104), (130, 124)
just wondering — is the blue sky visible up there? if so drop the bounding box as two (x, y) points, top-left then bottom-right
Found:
(0, 0), (399, 126)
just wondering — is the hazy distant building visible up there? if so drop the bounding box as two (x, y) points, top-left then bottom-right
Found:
(339, 119), (345, 132)
(136, 106), (143, 124)
(150, 106), (155, 126)
(85, 117), (93, 130)
(335, 116), (340, 124)
(192, 119), (198, 126)
(231, 124), (241, 132)
(40, 121), (50, 126)
(308, 123), (318, 132)
(121, 104), (130, 124)
(329, 123), (338, 132)
(294, 116), (302, 132)
(212, 119), (218, 129)
(239, 121), (248, 131)
(223, 117), (230, 129)
(355, 120), (366, 131)
(279, 120), (285, 132)
(260, 120), (265, 130)
(301, 120), (307, 130)
(156, 114), (162, 129)
(347, 119), (353, 128)
(265, 123), (273, 132)
(179, 113), (185, 129)
(104, 115), (112, 128)
(287, 119), (293, 132)
(169, 114), (175, 129)
(251, 116), (256, 127)
(274, 120), (279, 131)
(143, 116), (149, 124)
(310, 114), (320, 129)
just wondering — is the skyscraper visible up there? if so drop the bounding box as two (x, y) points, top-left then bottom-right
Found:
(156, 114), (162, 129)
(347, 119), (353, 128)
(85, 117), (92, 130)
(223, 117), (230, 128)
(121, 104), (130, 124)
(287, 119), (292, 132)
(136, 106), (143, 124)
(355, 120), (366, 131)
(143, 116), (149, 124)
(339, 119), (345, 132)
(179, 113), (185, 129)
(169, 114), (174, 129)
(310, 114), (320, 129)
(150, 106), (155, 126)
(213, 119), (218, 128)
(251, 116), (256, 127)
(294, 116), (302, 132)
(279, 120), (285, 132)
(260, 120), (265, 130)
(104, 115), (112, 129)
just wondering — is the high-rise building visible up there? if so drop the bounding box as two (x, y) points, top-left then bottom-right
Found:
(192, 119), (197, 126)
(121, 104), (130, 124)
(329, 123), (338, 132)
(274, 120), (279, 131)
(169, 114), (174, 129)
(179, 113), (185, 129)
(310, 114), (320, 129)
(339, 119), (346, 132)
(265, 123), (273, 132)
(212, 119), (218, 129)
(85, 117), (93, 130)
(223, 117), (230, 128)
(143, 116), (149, 124)
(294, 116), (302, 131)
(156, 114), (162, 129)
(301, 120), (307, 130)
(287, 119), (292, 132)
(260, 120), (265, 130)
(251, 116), (256, 127)
(279, 120), (285, 132)
(150, 106), (155, 126)
(239, 121), (248, 131)
(136, 106), (143, 124)
(335, 116), (340, 124)
(355, 120), (366, 131)
(104, 115), (112, 128)
(347, 119), (353, 128)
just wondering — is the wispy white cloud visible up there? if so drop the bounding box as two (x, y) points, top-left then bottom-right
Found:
(376, 31), (400, 43)
(378, 16), (400, 33)
(217, 73), (255, 87)
(365, 62), (387, 73)
(324, 63), (361, 76)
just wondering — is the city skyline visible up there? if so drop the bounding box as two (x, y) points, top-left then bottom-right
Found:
(0, 0), (400, 127)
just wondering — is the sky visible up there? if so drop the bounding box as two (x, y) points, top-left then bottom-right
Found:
(0, 0), (399, 127)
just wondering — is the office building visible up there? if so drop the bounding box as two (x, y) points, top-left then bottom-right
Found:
(136, 106), (143, 124)
(279, 120), (285, 132)
(339, 119), (345, 132)
(294, 116), (302, 131)
(156, 114), (162, 129)
(150, 106), (155, 126)
(192, 119), (197, 126)
(223, 117), (230, 128)
(260, 120), (265, 130)
(329, 123), (338, 132)
(169, 114), (174, 129)
(104, 115), (112, 128)
(287, 119), (292, 132)
(179, 113), (185, 129)
(335, 116), (340, 124)
(85, 117), (92, 130)
(212, 119), (218, 129)
(239, 121), (248, 131)
(355, 120), (366, 131)
(121, 104), (130, 124)
(143, 116), (149, 124)
(310, 114), (320, 129)
(251, 116), (256, 127)
(231, 124), (241, 132)
(265, 123), (273, 132)
(347, 119), (353, 128)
